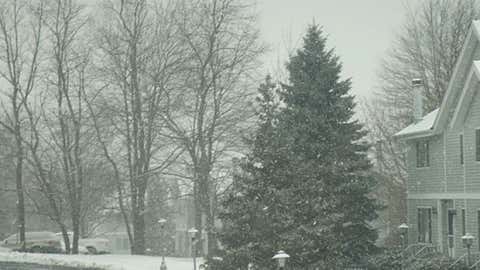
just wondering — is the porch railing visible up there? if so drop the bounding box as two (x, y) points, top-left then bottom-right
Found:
(449, 253), (467, 269)
(471, 260), (480, 270)
(403, 243), (438, 259)
(448, 252), (480, 269)
(415, 244), (438, 257)
(469, 253), (480, 270)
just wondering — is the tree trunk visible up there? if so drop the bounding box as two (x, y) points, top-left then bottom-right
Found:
(193, 179), (203, 256)
(60, 224), (71, 254)
(206, 178), (217, 259)
(201, 175), (217, 258)
(80, 215), (90, 238)
(206, 210), (216, 259)
(132, 196), (145, 254)
(14, 143), (25, 252)
(71, 204), (80, 254)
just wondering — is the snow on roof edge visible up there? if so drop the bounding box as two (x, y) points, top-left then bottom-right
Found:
(473, 20), (480, 39)
(394, 108), (439, 139)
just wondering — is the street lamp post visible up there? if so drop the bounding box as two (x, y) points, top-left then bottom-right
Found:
(188, 228), (199, 270)
(158, 219), (167, 270)
(272, 250), (290, 270)
(398, 223), (409, 249)
(398, 223), (409, 270)
(462, 233), (475, 267)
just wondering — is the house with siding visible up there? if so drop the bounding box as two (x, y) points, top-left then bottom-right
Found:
(395, 20), (480, 258)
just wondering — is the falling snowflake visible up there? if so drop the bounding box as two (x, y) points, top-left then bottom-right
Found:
(253, 162), (263, 169)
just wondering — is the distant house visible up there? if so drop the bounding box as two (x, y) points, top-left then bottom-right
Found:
(395, 20), (480, 258)
(94, 196), (207, 256)
(95, 212), (131, 254)
(173, 197), (196, 257)
(173, 197), (211, 257)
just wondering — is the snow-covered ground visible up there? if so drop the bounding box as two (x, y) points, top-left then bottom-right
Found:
(0, 251), (203, 270)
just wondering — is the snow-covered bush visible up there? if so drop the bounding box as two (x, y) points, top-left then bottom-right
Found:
(367, 248), (468, 270)
(405, 255), (467, 270)
(367, 248), (402, 270)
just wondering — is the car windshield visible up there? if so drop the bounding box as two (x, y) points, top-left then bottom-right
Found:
(26, 232), (56, 239)
(5, 234), (18, 242)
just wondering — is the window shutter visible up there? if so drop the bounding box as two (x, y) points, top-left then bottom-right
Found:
(476, 130), (480, 161)
(428, 208), (432, 243)
(416, 142), (420, 167)
(426, 141), (429, 167)
(460, 135), (464, 164)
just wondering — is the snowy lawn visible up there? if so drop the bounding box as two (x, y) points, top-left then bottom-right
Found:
(0, 251), (203, 270)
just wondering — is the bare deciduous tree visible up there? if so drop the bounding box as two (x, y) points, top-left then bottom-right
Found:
(0, 0), (44, 251)
(0, 0), (263, 258)
(162, 0), (264, 257)
(96, 0), (185, 254)
(23, 99), (72, 253)
(35, 0), (91, 253)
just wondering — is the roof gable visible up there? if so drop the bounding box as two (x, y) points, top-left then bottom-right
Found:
(450, 61), (480, 129)
(395, 20), (480, 139)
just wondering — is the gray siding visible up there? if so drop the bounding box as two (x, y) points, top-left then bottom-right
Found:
(464, 85), (480, 192)
(407, 90), (480, 195)
(406, 135), (445, 194)
(445, 129), (464, 192)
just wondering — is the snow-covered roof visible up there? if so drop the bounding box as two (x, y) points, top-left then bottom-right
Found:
(474, 20), (480, 35)
(394, 108), (438, 138)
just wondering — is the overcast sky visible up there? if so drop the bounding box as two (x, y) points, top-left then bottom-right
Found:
(83, 0), (411, 102)
(257, 0), (409, 102)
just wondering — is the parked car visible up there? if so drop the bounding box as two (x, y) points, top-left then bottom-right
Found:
(79, 238), (110, 254)
(1, 231), (62, 253)
(55, 232), (110, 254)
(54, 232), (88, 254)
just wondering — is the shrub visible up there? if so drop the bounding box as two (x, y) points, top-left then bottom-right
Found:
(367, 248), (468, 270)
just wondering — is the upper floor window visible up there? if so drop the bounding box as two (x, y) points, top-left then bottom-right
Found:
(416, 140), (429, 168)
(460, 134), (464, 165)
(476, 129), (480, 161)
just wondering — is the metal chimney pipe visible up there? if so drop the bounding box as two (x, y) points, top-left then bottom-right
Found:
(412, 78), (424, 122)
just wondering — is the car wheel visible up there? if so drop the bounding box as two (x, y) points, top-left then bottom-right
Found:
(86, 246), (97, 255)
(30, 246), (42, 253)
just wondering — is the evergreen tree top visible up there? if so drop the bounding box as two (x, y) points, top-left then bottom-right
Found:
(283, 24), (356, 132)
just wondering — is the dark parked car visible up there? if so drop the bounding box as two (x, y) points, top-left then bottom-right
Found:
(1, 231), (62, 253)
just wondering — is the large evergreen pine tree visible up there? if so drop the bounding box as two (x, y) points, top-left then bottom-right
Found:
(278, 24), (379, 267)
(217, 25), (379, 270)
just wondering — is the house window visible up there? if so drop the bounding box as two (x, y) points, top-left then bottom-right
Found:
(476, 129), (480, 161)
(460, 134), (464, 165)
(416, 141), (430, 167)
(462, 209), (466, 236)
(418, 208), (432, 243)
